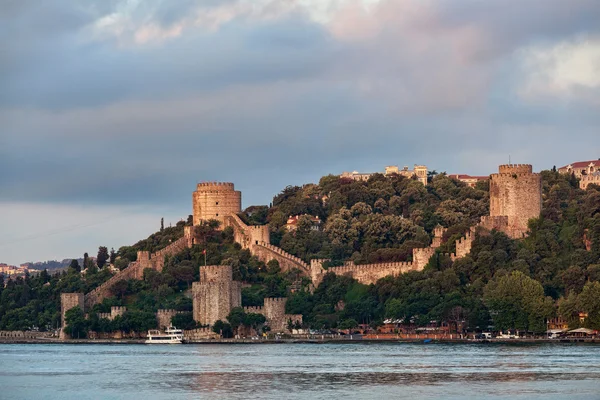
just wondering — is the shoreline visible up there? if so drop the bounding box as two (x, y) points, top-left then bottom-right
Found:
(1, 337), (598, 345)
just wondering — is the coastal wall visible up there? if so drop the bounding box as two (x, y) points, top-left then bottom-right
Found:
(192, 265), (242, 326)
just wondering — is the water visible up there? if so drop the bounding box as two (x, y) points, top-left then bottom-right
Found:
(1, 343), (600, 399)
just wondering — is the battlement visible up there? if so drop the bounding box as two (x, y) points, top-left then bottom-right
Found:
(137, 251), (150, 261)
(196, 182), (235, 190)
(156, 309), (178, 315)
(199, 265), (233, 283)
(498, 164), (533, 174)
(264, 297), (288, 305)
(111, 306), (127, 313)
(243, 306), (264, 314)
(98, 313), (111, 320)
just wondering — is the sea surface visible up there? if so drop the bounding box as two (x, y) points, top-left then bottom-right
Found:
(1, 343), (599, 399)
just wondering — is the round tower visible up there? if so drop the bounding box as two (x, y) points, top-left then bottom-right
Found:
(192, 182), (241, 226)
(489, 164), (541, 237)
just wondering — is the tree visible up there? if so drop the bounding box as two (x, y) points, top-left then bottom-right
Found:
(97, 246), (109, 269)
(227, 307), (247, 335)
(578, 282), (600, 330)
(83, 252), (90, 269)
(64, 307), (88, 339)
(484, 271), (554, 333)
(109, 248), (117, 265)
(212, 320), (233, 338)
(68, 259), (81, 273)
(161, 218), (164, 232)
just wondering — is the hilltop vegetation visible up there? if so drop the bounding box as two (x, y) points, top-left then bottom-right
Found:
(1, 170), (600, 335)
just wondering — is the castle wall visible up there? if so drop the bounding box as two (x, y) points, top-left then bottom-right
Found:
(156, 309), (181, 329)
(263, 298), (302, 332)
(60, 293), (84, 328)
(490, 164), (541, 238)
(192, 265), (242, 326)
(193, 182), (241, 226)
(84, 237), (191, 309)
(251, 242), (310, 275)
(223, 214), (270, 249)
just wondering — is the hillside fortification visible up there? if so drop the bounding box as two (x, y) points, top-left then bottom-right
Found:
(193, 182), (241, 226)
(490, 164), (541, 238)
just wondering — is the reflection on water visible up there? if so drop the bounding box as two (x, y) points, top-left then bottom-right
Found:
(1, 343), (599, 400)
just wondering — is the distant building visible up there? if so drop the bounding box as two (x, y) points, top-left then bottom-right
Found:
(286, 215), (321, 231)
(341, 164), (428, 185)
(558, 160), (599, 177)
(449, 174), (489, 188)
(558, 160), (600, 189)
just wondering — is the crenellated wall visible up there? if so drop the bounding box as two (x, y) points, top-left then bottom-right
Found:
(223, 214), (270, 249)
(251, 241), (310, 275)
(84, 236), (191, 309)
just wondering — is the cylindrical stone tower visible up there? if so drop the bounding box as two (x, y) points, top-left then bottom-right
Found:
(489, 164), (541, 238)
(192, 182), (241, 226)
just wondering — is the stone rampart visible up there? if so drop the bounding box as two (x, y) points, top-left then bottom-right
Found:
(156, 309), (182, 329)
(243, 306), (264, 314)
(98, 313), (111, 320)
(252, 242), (310, 275)
(84, 237), (191, 309)
(193, 182), (241, 226)
(498, 164), (533, 174)
(61, 293), (84, 328)
(192, 265), (242, 326)
(224, 214), (270, 249)
(490, 165), (541, 238)
(0, 331), (51, 339)
(183, 327), (220, 340)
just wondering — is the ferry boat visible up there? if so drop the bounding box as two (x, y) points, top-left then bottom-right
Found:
(145, 326), (184, 344)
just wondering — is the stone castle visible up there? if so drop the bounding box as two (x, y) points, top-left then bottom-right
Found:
(60, 165), (542, 336)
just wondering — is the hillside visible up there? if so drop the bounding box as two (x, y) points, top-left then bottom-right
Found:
(1, 170), (599, 335)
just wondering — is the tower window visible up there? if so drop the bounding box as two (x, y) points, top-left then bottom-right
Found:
(216, 202), (219, 205)
(216, 213), (219, 217)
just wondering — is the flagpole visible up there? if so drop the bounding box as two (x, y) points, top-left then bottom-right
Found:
(204, 249), (207, 266)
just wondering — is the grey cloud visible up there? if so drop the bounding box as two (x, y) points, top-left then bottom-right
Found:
(1, 0), (600, 210)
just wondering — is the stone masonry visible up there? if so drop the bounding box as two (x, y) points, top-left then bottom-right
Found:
(244, 298), (302, 333)
(192, 265), (242, 326)
(60, 293), (84, 328)
(193, 182), (242, 226)
(489, 164), (541, 238)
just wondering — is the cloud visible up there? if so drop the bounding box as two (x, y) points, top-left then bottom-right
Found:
(1, 0), (600, 263)
(518, 37), (600, 104)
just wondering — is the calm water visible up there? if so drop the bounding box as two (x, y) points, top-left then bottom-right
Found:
(1, 343), (599, 399)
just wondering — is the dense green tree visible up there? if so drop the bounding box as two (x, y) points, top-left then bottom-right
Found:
(64, 307), (88, 339)
(97, 246), (109, 269)
(483, 271), (554, 333)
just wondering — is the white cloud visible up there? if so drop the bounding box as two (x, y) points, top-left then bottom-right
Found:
(519, 37), (600, 101)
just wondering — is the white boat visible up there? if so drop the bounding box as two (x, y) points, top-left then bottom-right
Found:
(145, 326), (184, 344)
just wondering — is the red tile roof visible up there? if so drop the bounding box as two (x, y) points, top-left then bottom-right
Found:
(559, 160), (599, 169)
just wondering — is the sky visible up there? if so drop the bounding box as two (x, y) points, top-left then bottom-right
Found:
(1, 0), (600, 266)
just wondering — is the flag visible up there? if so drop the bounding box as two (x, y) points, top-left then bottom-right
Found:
(202, 249), (206, 255)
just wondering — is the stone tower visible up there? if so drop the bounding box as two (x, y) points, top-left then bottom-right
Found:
(60, 293), (84, 328)
(192, 182), (241, 226)
(192, 265), (242, 326)
(489, 164), (541, 238)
